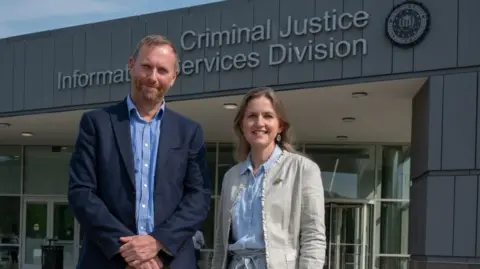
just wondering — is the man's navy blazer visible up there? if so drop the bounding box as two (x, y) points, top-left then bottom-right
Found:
(68, 99), (212, 269)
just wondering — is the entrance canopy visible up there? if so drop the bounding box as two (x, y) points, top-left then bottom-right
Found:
(0, 77), (426, 145)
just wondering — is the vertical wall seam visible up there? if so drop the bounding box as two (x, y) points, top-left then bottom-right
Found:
(312, 0), (317, 80)
(22, 41), (26, 110)
(109, 28), (113, 100)
(475, 175), (479, 256)
(217, 12), (222, 91)
(360, 0), (364, 77)
(276, 0), (280, 85)
(476, 72), (480, 257)
(411, 0), (415, 72)
(83, 29), (87, 103)
(70, 33), (74, 105)
(12, 43), (15, 111)
(52, 39), (56, 106)
(41, 39), (44, 108)
(452, 176), (456, 256)
(475, 72), (479, 170)
(249, 2), (253, 88)
(390, 0), (394, 74)
(456, 0), (460, 68)
(203, 14), (207, 92)
(440, 75), (445, 170)
(341, 0), (345, 78)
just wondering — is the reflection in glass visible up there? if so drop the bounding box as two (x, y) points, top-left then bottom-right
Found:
(205, 144), (216, 196)
(0, 196), (20, 269)
(201, 199), (216, 249)
(381, 146), (410, 200)
(0, 197), (20, 242)
(53, 203), (75, 267)
(53, 204), (74, 241)
(198, 250), (213, 269)
(24, 146), (73, 195)
(24, 202), (48, 265)
(305, 146), (376, 200)
(217, 144), (236, 195)
(0, 146), (21, 194)
(377, 256), (409, 269)
(379, 202), (409, 254)
(325, 203), (373, 269)
(79, 225), (84, 251)
(0, 246), (19, 269)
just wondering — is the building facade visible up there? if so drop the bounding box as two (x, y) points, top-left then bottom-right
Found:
(0, 0), (479, 269)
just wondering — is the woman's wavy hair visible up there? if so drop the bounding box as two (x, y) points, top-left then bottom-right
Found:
(233, 87), (297, 162)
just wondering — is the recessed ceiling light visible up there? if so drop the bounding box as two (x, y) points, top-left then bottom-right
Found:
(0, 123), (11, 128)
(223, 103), (238, 110)
(21, 132), (33, 137)
(342, 117), (356, 123)
(336, 135), (348, 141)
(352, 92), (368, 98)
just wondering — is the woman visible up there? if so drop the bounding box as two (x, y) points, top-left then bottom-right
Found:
(211, 87), (326, 269)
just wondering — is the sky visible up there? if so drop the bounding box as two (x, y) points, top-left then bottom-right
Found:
(0, 0), (222, 39)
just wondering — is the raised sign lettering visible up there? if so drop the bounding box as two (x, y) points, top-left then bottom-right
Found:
(178, 9), (370, 76)
(57, 9), (371, 89)
(57, 65), (130, 90)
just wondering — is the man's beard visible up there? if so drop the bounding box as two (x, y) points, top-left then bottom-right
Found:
(132, 76), (167, 104)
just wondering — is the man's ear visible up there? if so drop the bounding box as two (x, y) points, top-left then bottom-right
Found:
(128, 57), (135, 74)
(170, 72), (178, 87)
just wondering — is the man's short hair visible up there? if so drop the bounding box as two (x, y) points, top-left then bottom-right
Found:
(132, 35), (180, 73)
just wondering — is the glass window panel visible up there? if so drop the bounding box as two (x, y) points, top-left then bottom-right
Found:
(325, 203), (374, 269)
(198, 250), (213, 269)
(381, 146), (411, 200)
(200, 199), (215, 249)
(24, 146), (72, 195)
(53, 203), (75, 267)
(53, 204), (75, 241)
(0, 146), (21, 194)
(205, 144), (216, 196)
(376, 256), (409, 269)
(305, 145), (376, 200)
(0, 245), (19, 268)
(24, 202), (48, 265)
(379, 201), (409, 254)
(79, 224), (84, 252)
(217, 144), (236, 196)
(0, 197), (20, 244)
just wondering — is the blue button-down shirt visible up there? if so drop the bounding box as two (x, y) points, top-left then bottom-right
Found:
(127, 95), (164, 235)
(229, 145), (283, 251)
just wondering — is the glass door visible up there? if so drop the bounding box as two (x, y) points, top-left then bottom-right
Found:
(325, 201), (372, 269)
(52, 202), (75, 269)
(304, 145), (376, 200)
(22, 198), (77, 269)
(73, 220), (83, 263)
(22, 201), (47, 269)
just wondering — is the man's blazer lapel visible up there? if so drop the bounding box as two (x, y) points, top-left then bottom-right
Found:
(109, 100), (135, 186)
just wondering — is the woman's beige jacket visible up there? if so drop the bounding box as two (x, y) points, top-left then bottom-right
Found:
(211, 150), (326, 269)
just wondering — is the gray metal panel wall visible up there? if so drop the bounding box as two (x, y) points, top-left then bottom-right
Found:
(0, 40), (14, 112)
(410, 71), (480, 266)
(0, 0), (479, 114)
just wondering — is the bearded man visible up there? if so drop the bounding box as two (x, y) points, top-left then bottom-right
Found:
(68, 35), (211, 269)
